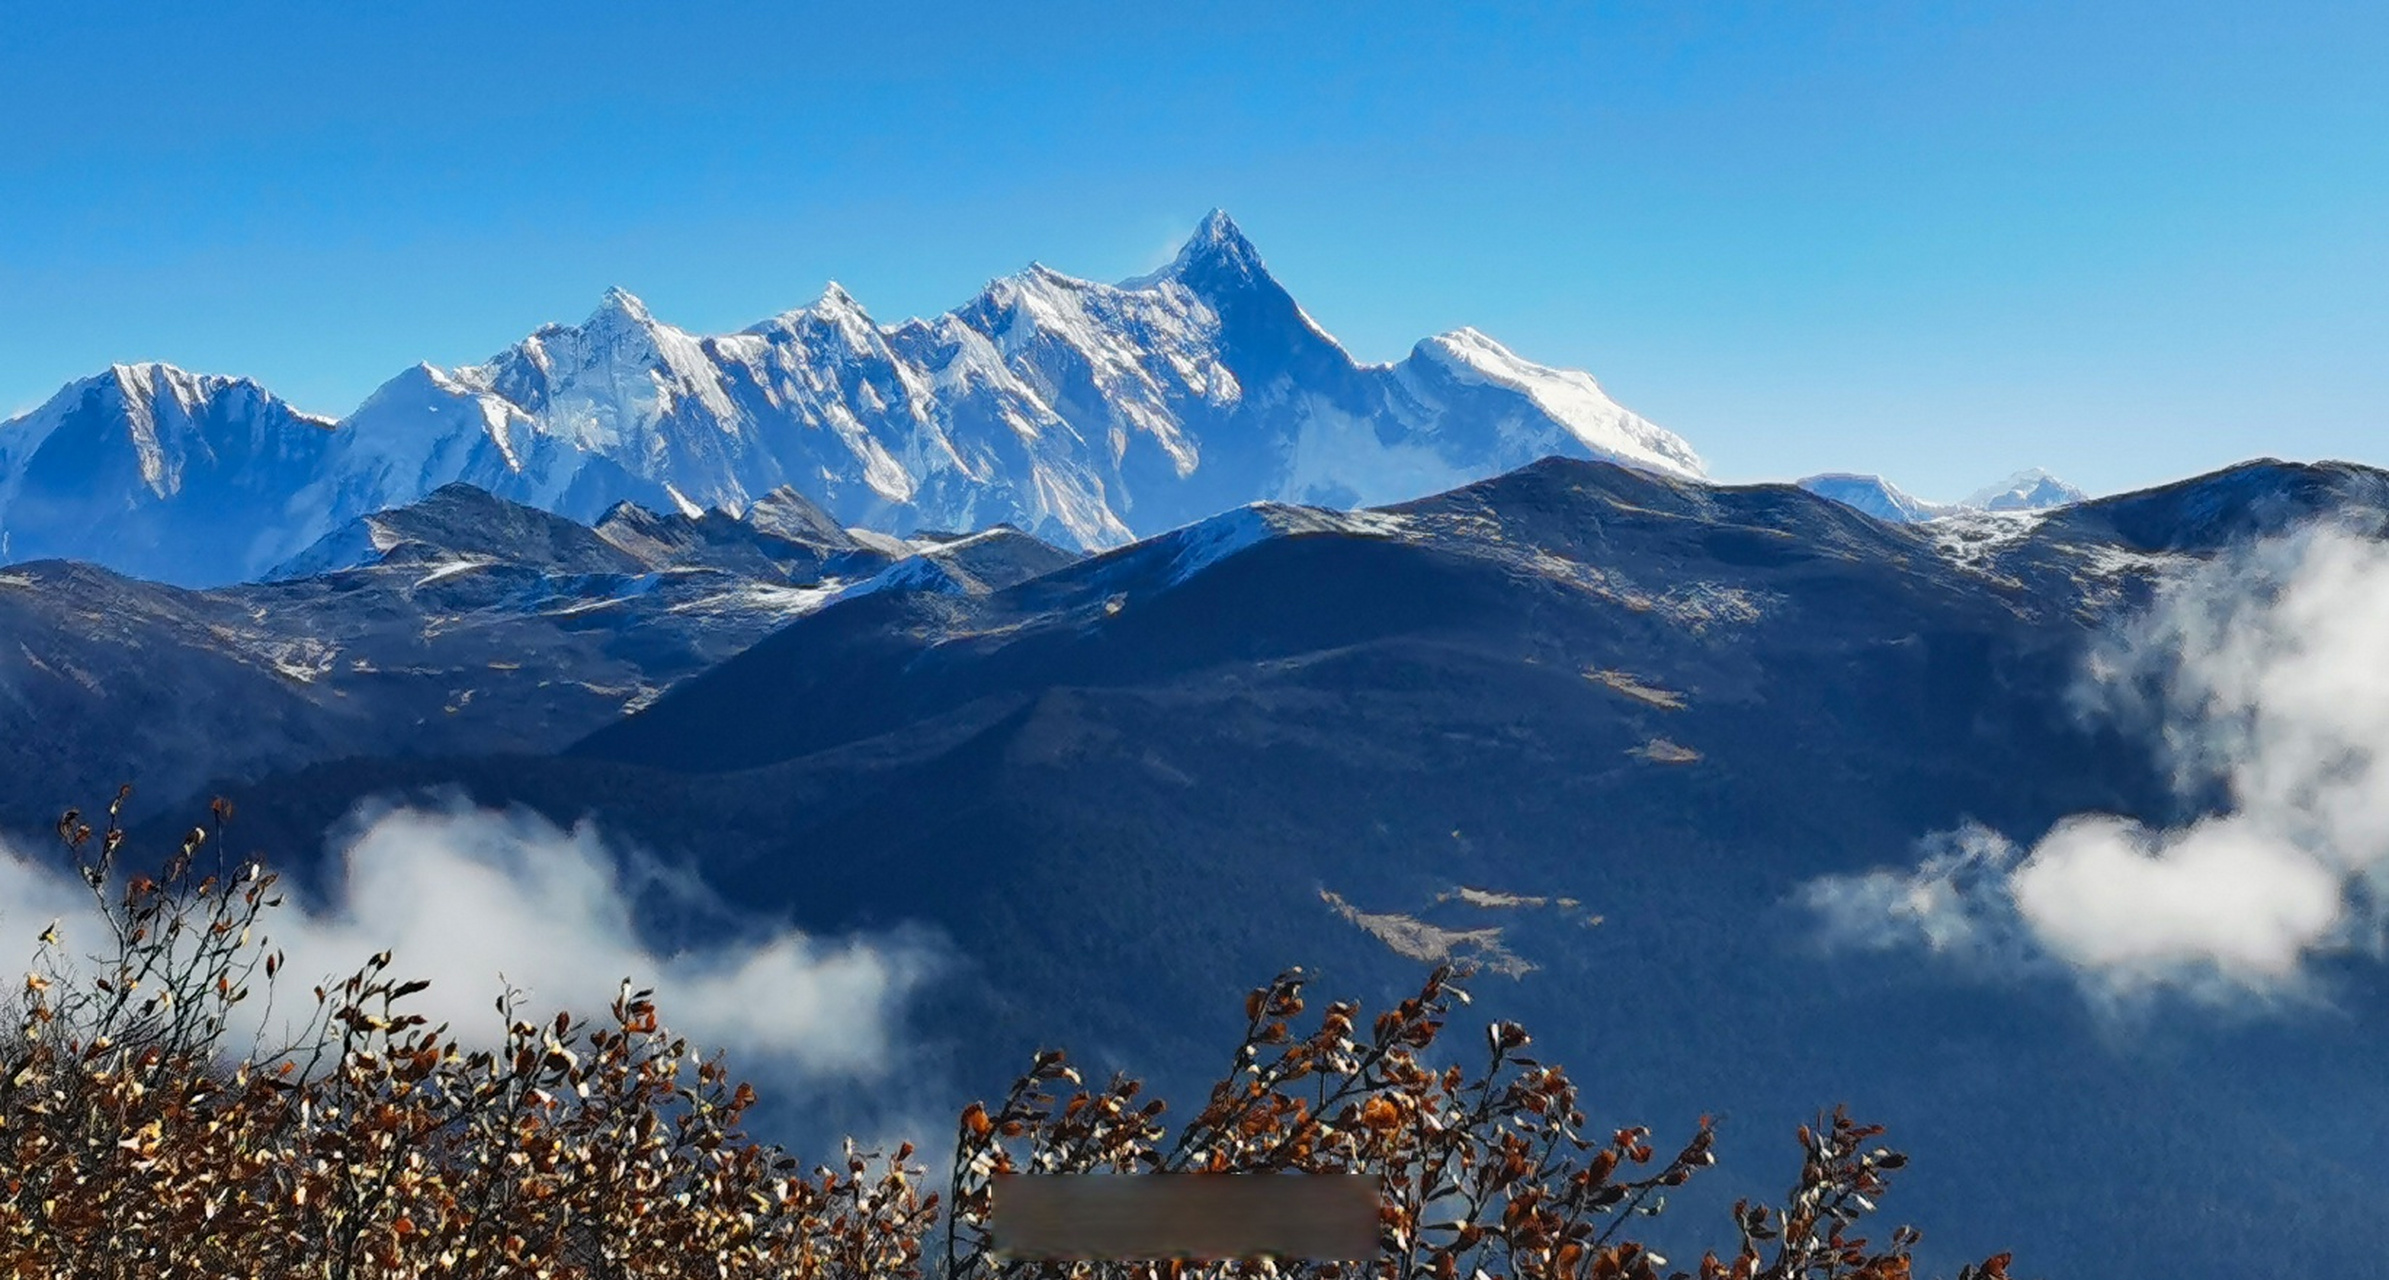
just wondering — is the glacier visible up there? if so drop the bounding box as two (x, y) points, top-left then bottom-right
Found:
(0, 211), (1702, 587)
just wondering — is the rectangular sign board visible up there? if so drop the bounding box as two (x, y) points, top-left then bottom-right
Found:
(990, 1173), (1381, 1262)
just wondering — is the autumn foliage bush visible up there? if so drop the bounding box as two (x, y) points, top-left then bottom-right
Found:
(0, 798), (2015, 1279)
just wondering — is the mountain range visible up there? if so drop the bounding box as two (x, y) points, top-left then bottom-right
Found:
(0, 212), (1719, 587)
(1796, 467), (2090, 523)
(31, 452), (2370, 1280)
(2, 209), (2283, 1278)
(0, 480), (1074, 823)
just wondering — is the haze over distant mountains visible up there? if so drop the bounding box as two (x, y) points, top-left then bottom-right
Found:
(1795, 467), (2089, 524)
(0, 477), (1080, 823)
(0, 212), (1738, 587)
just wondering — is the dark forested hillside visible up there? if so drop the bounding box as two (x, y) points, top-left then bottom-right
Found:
(163, 456), (2389, 1279)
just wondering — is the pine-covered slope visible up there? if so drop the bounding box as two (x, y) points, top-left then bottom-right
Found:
(185, 456), (2389, 1280)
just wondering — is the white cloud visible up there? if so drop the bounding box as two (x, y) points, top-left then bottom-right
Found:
(2009, 813), (2344, 983)
(1808, 525), (2389, 999)
(0, 798), (949, 1087)
(1802, 822), (2034, 968)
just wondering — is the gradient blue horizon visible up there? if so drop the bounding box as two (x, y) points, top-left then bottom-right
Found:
(3, 1), (2382, 503)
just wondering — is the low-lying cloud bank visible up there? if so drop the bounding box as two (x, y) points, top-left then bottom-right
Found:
(0, 799), (948, 1087)
(1808, 526), (2389, 1000)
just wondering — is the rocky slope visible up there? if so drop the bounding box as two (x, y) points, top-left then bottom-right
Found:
(0, 482), (1073, 821)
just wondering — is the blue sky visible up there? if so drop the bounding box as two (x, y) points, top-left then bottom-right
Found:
(2, 1), (2381, 501)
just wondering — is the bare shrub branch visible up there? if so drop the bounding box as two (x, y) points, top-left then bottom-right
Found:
(0, 797), (2012, 1280)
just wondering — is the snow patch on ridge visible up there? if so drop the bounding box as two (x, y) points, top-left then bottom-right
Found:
(1926, 509), (2047, 580)
(1164, 503), (1412, 585)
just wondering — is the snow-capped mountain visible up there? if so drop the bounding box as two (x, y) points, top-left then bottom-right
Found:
(1799, 466), (2087, 524)
(0, 211), (1702, 587)
(1794, 473), (1950, 523)
(1964, 467), (2088, 511)
(0, 364), (338, 585)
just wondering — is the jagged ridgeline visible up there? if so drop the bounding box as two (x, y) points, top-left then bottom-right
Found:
(0, 212), (1700, 588)
(0, 480), (1081, 824)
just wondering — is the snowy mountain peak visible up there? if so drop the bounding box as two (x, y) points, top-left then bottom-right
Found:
(1190, 207), (1241, 243)
(109, 361), (213, 414)
(1172, 209), (1261, 272)
(4, 210), (1715, 585)
(1799, 467), (2089, 523)
(578, 286), (660, 336)
(1405, 329), (1704, 479)
(0, 360), (343, 584)
(1797, 473), (1948, 523)
(744, 284), (882, 340)
(789, 282), (883, 340)
(1420, 326), (1511, 363)
(87, 362), (332, 426)
(1966, 468), (2087, 512)
(24, 362), (336, 443)
(1124, 209), (1271, 297)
